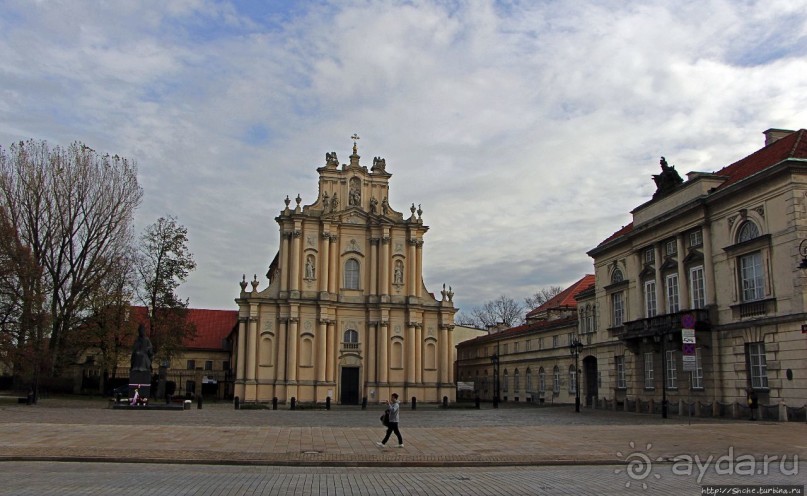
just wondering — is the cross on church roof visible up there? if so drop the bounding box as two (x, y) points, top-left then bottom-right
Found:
(351, 133), (360, 155)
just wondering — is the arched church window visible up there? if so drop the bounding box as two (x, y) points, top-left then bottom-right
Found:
(343, 329), (358, 343)
(345, 259), (360, 289)
(612, 268), (624, 284)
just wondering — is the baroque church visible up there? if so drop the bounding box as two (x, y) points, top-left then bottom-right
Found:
(233, 139), (457, 405)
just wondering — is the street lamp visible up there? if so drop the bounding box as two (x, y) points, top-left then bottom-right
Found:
(569, 337), (583, 413)
(490, 353), (500, 408)
(654, 331), (669, 419)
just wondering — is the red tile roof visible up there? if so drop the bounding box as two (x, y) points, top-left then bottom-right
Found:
(458, 315), (579, 346)
(596, 129), (807, 248)
(129, 306), (237, 350)
(525, 274), (594, 319)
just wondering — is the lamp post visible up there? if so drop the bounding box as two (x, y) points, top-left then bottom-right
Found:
(490, 353), (500, 408)
(654, 330), (668, 419)
(569, 337), (583, 413)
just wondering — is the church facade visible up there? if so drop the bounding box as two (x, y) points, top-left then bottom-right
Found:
(233, 140), (456, 405)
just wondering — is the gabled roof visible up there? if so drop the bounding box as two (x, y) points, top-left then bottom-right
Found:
(525, 274), (595, 319)
(130, 306), (237, 351)
(595, 129), (807, 248)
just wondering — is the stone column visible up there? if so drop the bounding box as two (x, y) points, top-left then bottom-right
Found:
(329, 235), (338, 294)
(408, 238), (417, 297)
(280, 232), (290, 293)
(246, 317), (257, 382)
(326, 321), (336, 382)
(379, 322), (389, 383)
(406, 323), (416, 384)
(381, 231), (390, 295)
(415, 324), (422, 383)
(317, 320), (327, 383)
(415, 240), (424, 298)
(287, 318), (299, 382)
(702, 223), (716, 306)
(370, 238), (379, 295)
(676, 234), (689, 310)
(653, 243), (663, 314)
(276, 319), (287, 382)
(236, 319), (247, 381)
(367, 322), (377, 383)
(320, 232), (330, 293)
(439, 325), (449, 384)
(290, 230), (302, 292)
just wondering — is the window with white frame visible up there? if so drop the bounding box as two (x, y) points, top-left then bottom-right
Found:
(665, 350), (677, 389)
(644, 352), (654, 389)
(344, 259), (360, 289)
(644, 247), (655, 264)
(612, 292), (624, 327)
(691, 348), (704, 389)
(665, 239), (677, 256)
(690, 265), (705, 309)
(615, 356), (626, 389)
(526, 368), (532, 392)
(568, 365), (577, 394)
(644, 280), (657, 318)
(666, 273), (679, 314)
(514, 369), (520, 392)
(553, 366), (560, 393)
(747, 342), (768, 389)
(739, 252), (764, 301)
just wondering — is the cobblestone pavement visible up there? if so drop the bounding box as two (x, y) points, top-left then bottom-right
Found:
(0, 462), (803, 496)
(0, 397), (804, 495)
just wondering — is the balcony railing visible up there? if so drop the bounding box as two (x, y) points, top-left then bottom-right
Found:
(342, 341), (360, 351)
(622, 308), (712, 340)
(730, 298), (776, 319)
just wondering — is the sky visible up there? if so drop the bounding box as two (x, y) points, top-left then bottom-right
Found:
(1, 0), (806, 316)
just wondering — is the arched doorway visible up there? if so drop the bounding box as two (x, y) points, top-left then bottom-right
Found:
(582, 356), (598, 407)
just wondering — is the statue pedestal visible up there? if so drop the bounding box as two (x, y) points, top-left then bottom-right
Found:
(129, 370), (152, 399)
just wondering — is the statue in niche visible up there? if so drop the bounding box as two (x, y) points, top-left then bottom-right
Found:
(372, 156), (386, 172)
(652, 156), (683, 199)
(369, 196), (378, 214)
(325, 152), (339, 167)
(381, 196), (389, 215)
(393, 261), (404, 285)
(331, 193), (339, 211)
(322, 192), (330, 212)
(130, 324), (153, 373)
(349, 177), (361, 207)
(305, 255), (316, 280)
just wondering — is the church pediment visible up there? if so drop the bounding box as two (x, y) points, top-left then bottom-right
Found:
(340, 208), (368, 225)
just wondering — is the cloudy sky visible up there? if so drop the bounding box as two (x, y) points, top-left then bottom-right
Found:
(1, 0), (806, 316)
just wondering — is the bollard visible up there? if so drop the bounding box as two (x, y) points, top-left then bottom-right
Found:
(443, 396), (448, 409)
(411, 396), (417, 410)
(272, 397), (278, 410)
(361, 397), (367, 410)
(290, 397), (296, 410)
(234, 396), (240, 410)
(197, 395), (203, 410)
(475, 395), (480, 409)
(326, 396), (331, 410)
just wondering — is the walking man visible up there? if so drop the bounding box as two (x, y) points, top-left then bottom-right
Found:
(376, 393), (404, 448)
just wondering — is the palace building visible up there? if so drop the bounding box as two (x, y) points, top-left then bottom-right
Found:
(233, 139), (457, 405)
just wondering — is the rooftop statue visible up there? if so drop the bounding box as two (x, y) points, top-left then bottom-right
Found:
(652, 156), (683, 199)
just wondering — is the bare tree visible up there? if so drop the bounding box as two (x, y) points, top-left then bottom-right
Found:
(456, 295), (525, 330)
(136, 216), (196, 364)
(525, 286), (565, 310)
(0, 140), (142, 378)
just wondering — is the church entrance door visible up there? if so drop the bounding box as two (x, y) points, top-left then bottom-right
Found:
(340, 367), (360, 405)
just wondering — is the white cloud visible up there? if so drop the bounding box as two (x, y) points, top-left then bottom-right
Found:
(1, 0), (806, 313)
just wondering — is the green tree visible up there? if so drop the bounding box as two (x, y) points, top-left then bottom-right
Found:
(136, 216), (196, 364)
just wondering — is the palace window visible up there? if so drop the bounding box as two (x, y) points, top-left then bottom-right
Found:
(666, 274), (679, 314)
(665, 239), (677, 257)
(690, 265), (705, 309)
(526, 368), (532, 392)
(514, 369), (520, 392)
(689, 229), (703, 248)
(644, 247), (655, 264)
(552, 366), (560, 393)
(739, 252), (764, 301)
(615, 356), (626, 389)
(644, 352), (654, 389)
(187, 360), (195, 370)
(747, 342), (768, 389)
(568, 365), (577, 394)
(503, 370), (509, 392)
(644, 280), (657, 318)
(690, 348), (704, 390)
(612, 292), (624, 327)
(665, 350), (677, 389)
(539, 367), (546, 392)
